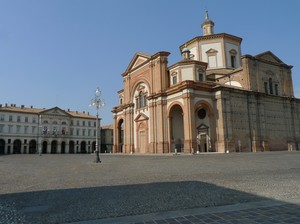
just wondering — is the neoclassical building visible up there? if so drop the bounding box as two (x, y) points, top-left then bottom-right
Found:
(112, 11), (300, 154)
(0, 104), (98, 154)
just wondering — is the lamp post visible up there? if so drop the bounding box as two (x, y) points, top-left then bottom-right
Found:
(90, 87), (105, 163)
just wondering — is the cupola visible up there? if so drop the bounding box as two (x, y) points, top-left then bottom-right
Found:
(201, 10), (214, 36)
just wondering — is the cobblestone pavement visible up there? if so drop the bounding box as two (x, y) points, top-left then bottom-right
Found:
(0, 151), (300, 224)
(132, 203), (300, 224)
(80, 197), (300, 224)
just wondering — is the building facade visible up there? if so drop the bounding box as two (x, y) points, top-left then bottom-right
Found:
(112, 11), (300, 154)
(0, 104), (99, 154)
(101, 125), (114, 153)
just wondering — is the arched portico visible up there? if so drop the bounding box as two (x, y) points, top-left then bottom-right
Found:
(80, 141), (87, 153)
(13, 139), (22, 154)
(168, 104), (184, 153)
(0, 139), (5, 154)
(51, 140), (57, 154)
(116, 118), (124, 153)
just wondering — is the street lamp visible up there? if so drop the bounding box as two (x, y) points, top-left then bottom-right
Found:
(90, 87), (105, 163)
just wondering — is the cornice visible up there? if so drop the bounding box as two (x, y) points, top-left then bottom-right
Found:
(242, 54), (293, 69)
(180, 33), (243, 51)
(112, 103), (134, 113)
(168, 59), (207, 70)
(122, 51), (170, 77)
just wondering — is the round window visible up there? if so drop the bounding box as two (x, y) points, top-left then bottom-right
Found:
(197, 108), (206, 119)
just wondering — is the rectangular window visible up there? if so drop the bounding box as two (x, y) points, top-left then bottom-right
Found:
(16, 125), (21, 133)
(25, 117), (28, 122)
(32, 126), (36, 134)
(0, 124), (4, 133)
(9, 115), (13, 122)
(269, 79), (273, 95)
(17, 116), (21, 122)
(231, 56), (236, 68)
(24, 126), (28, 134)
(76, 129), (80, 136)
(32, 117), (36, 123)
(8, 125), (13, 133)
(208, 55), (217, 68)
(0, 115), (4, 121)
(83, 121), (85, 126)
(275, 84), (279, 96)
(264, 82), (268, 94)
(88, 121), (91, 127)
(88, 129), (91, 136)
(172, 76), (177, 85)
(83, 129), (86, 136)
(198, 73), (204, 81)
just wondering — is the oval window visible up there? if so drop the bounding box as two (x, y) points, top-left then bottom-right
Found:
(198, 108), (206, 119)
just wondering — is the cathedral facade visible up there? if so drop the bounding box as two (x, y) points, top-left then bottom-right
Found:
(112, 12), (300, 154)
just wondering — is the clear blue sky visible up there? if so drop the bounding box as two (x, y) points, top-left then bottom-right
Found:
(1, 0), (300, 125)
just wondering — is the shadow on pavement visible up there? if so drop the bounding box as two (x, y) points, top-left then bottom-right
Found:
(1, 181), (297, 224)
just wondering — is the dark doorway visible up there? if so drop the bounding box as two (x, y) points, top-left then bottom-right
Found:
(80, 141), (87, 153)
(13, 140), (22, 154)
(29, 140), (37, 154)
(0, 139), (5, 154)
(42, 141), (47, 153)
(69, 141), (75, 154)
(61, 141), (66, 154)
(51, 140), (57, 154)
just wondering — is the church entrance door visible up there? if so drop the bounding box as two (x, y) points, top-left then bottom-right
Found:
(138, 131), (146, 153)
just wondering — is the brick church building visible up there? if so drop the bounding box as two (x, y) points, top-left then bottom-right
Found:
(112, 11), (300, 154)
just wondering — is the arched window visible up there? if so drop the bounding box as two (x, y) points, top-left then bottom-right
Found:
(138, 92), (143, 108)
(136, 91), (147, 109)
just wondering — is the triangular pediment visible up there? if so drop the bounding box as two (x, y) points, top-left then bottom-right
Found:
(125, 52), (151, 73)
(134, 113), (149, 122)
(197, 123), (209, 130)
(206, 48), (218, 54)
(255, 51), (284, 64)
(40, 107), (70, 117)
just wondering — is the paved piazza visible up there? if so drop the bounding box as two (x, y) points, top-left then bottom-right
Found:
(0, 152), (300, 223)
